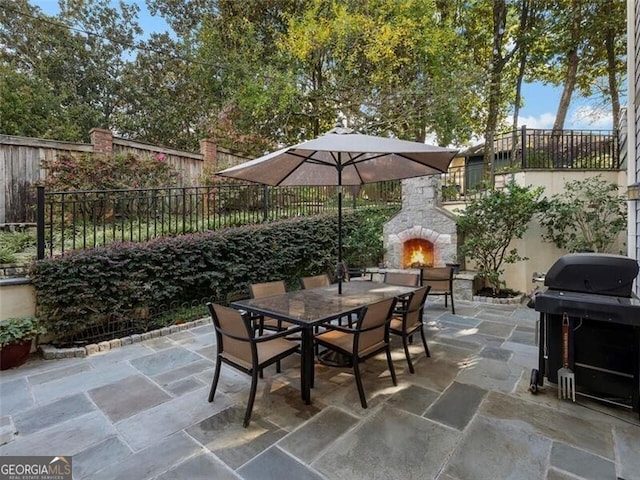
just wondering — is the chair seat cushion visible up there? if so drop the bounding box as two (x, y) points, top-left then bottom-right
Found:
(316, 330), (353, 353)
(316, 330), (385, 357)
(257, 338), (299, 364)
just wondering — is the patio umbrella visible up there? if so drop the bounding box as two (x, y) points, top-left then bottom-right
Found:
(216, 126), (458, 293)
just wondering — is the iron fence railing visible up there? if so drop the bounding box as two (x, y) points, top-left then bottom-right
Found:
(36, 181), (401, 259)
(441, 127), (620, 201)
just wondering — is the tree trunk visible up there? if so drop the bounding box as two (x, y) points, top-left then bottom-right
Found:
(512, 0), (532, 130)
(483, 0), (509, 179)
(553, 0), (581, 131)
(553, 50), (579, 131)
(605, 19), (620, 129)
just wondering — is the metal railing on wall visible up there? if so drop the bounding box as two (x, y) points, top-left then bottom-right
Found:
(36, 181), (401, 259)
(441, 127), (620, 201)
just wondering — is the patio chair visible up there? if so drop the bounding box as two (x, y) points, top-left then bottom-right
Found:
(301, 273), (353, 328)
(389, 286), (431, 373)
(206, 303), (301, 427)
(383, 271), (420, 313)
(300, 274), (331, 289)
(314, 297), (398, 408)
(420, 266), (455, 314)
(383, 271), (420, 287)
(249, 280), (295, 335)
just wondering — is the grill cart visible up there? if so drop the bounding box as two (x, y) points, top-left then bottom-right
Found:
(531, 253), (640, 418)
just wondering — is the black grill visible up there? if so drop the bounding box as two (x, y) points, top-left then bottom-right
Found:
(532, 253), (640, 418)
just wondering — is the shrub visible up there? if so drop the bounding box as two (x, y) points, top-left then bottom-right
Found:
(40, 152), (182, 191)
(29, 208), (389, 342)
(539, 175), (627, 253)
(456, 181), (544, 295)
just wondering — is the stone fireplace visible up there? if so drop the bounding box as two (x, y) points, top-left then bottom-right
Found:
(383, 176), (457, 268)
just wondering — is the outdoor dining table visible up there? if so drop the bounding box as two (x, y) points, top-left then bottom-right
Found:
(231, 281), (417, 405)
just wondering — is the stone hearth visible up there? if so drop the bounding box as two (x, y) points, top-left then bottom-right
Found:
(383, 176), (457, 268)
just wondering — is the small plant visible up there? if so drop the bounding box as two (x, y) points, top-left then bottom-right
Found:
(539, 175), (627, 253)
(0, 317), (47, 347)
(0, 230), (35, 264)
(456, 180), (544, 295)
(0, 247), (18, 264)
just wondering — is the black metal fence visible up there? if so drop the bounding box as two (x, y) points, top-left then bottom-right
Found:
(52, 295), (217, 347)
(441, 127), (620, 200)
(36, 181), (401, 259)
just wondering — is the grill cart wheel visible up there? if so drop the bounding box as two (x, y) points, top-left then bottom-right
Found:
(529, 369), (539, 394)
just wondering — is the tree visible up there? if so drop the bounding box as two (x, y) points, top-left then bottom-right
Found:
(456, 180), (544, 295)
(454, 0), (526, 171)
(576, 1), (626, 129)
(0, 0), (141, 141)
(539, 175), (627, 253)
(115, 33), (208, 151)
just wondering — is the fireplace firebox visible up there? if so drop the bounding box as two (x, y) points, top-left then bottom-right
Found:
(403, 239), (434, 268)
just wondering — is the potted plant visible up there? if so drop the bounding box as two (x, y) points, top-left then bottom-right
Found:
(0, 317), (46, 370)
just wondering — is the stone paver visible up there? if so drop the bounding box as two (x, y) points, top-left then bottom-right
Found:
(0, 411), (116, 456)
(88, 374), (171, 422)
(424, 381), (487, 430)
(73, 435), (132, 480)
(1, 299), (638, 480)
(279, 406), (360, 463)
(313, 405), (459, 480)
(186, 405), (287, 470)
(89, 431), (201, 480)
(549, 442), (617, 480)
(129, 346), (204, 376)
(614, 424), (640, 480)
(480, 391), (616, 459)
(155, 451), (240, 480)
(238, 446), (324, 480)
(0, 378), (34, 416)
(12, 392), (95, 435)
(116, 386), (231, 451)
(445, 414), (551, 480)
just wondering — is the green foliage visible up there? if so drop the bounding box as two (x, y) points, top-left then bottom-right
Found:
(1, 1), (624, 149)
(0, 0), (141, 142)
(342, 206), (396, 268)
(29, 209), (387, 341)
(0, 230), (35, 264)
(0, 317), (46, 347)
(539, 175), (627, 253)
(40, 152), (181, 191)
(0, 248), (17, 264)
(456, 181), (544, 294)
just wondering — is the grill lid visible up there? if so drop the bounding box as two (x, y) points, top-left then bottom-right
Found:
(544, 253), (639, 297)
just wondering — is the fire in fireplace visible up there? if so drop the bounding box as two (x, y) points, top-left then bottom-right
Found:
(403, 239), (434, 268)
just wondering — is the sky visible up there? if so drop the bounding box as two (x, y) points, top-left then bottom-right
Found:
(30, 0), (616, 134)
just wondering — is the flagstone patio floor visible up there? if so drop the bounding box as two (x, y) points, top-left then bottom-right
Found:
(1, 298), (639, 480)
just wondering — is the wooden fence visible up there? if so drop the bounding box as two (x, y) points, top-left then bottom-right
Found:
(0, 129), (251, 224)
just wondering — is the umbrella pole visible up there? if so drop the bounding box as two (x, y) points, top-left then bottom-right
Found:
(338, 165), (343, 294)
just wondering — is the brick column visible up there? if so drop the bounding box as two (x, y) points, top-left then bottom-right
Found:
(90, 128), (113, 153)
(200, 138), (217, 170)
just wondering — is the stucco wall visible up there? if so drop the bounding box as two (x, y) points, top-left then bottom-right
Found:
(443, 170), (627, 294)
(0, 279), (35, 320)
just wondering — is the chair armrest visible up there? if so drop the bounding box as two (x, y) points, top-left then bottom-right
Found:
(254, 324), (304, 342)
(320, 323), (357, 334)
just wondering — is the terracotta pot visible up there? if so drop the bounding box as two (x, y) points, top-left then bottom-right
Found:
(0, 341), (32, 370)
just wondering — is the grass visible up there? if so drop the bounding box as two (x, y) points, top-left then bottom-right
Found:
(0, 230), (37, 265)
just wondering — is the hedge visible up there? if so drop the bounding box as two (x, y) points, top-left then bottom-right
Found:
(29, 207), (393, 341)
